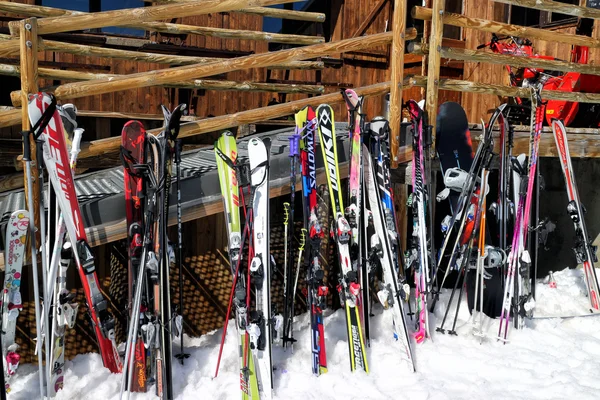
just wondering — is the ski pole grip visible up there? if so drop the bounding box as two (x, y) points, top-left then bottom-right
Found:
(175, 138), (183, 163)
(289, 134), (300, 157)
(22, 130), (32, 161)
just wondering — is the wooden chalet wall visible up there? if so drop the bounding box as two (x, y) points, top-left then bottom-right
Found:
(0, 0), (464, 362)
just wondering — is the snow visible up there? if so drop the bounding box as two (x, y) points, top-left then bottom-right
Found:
(9, 267), (600, 400)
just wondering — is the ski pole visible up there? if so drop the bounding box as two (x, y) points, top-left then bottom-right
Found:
(173, 138), (190, 364)
(22, 129), (47, 399)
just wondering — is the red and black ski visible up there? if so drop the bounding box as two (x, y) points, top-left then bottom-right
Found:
(120, 120), (147, 391)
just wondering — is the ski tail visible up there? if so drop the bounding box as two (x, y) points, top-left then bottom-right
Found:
(2, 210), (29, 394)
(551, 119), (600, 311)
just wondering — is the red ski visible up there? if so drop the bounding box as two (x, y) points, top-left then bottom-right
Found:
(120, 120), (147, 391)
(28, 92), (122, 373)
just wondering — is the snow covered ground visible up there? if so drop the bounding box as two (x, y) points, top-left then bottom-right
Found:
(9, 267), (600, 400)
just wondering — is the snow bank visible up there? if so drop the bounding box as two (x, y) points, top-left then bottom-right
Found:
(8, 267), (600, 400)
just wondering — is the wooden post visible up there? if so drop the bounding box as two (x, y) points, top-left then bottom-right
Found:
(420, 0), (432, 99)
(426, 0), (444, 148)
(19, 18), (40, 233)
(389, 0), (407, 169)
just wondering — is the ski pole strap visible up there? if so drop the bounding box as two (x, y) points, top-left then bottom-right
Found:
(340, 88), (358, 113)
(30, 93), (58, 140)
(22, 93), (58, 160)
(165, 103), (186, 140)
(119, 145), (144, 177)
(214, 146), (237, 170)
(250, 160), (269, 187)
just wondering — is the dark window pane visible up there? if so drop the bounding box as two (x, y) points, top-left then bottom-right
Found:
(510, 6), (540, 27)
(101, 0), (145, 36)
(41, 0), (90, 12)
(551, 0), (579, 23)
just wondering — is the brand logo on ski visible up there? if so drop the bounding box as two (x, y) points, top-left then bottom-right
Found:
(319, 108), (338, 192)
(311, 328), (320, 372)
(351, 325), (364, 369)
(45, 114), (83, 238)
(306, 126), (317, 192)
(231, 150), (240, 207)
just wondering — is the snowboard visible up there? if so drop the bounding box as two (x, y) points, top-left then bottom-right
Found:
(436, 102), (474, 213)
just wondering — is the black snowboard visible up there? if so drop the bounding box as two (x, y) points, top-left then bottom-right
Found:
(436, 102), (473, 213)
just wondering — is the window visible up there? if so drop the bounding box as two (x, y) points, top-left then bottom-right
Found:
(263, 2), (311, 34)
(100, 0), (144, 36)
(41, 0), (90, 12)
(509, 0), (579, 29)
(39, 0), (145, 37)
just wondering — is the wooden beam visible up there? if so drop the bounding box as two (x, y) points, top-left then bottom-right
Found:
(7, 0), (301, 36)
(425, 0), (443, 148)
(0, 1), (323, 47)
(73, 81), (393, 161)
(351, 0), (388, 38)
(411, 43), (600, 77)
(238, 6), (326, 22)
(0, 109), (21, 128)
(141, 1), (326, 22)
(494, 0), (600, 20)
(413, 6), (600, 48)
(47, 32), (399, 101)
(389, 0), (407, 168)
(7, 66), (325, 107)
(0, 173), (24, 193)
(19, 19), (40, 234)
(40, 39), (323, 70)
(127, 21), (324, 45)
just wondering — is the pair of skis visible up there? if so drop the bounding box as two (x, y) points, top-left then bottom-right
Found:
(214, 133), (272, 399)
(295, 107), (328, 376)
(21, 93), (122, 399)
(317, 92), (414, 372)
(120, 104), (186, 400)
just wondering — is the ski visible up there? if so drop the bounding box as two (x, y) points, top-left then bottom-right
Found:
(47, 111), (83, 397)
(120, 120), (148, 393)
(296, 107), (328, 376)
(214, 131), (260, 400)
(1, 210), (29, 394)
(247, 137), (273, 399)
(316, 104), (368, 373)
(363, 144), (415, 371)
(406, 100), (431, 343)
(498, 97), (544, 340)
(28, 92), (122, 374)
(342, 89), (369, 347)
(551, 119), (600, 312)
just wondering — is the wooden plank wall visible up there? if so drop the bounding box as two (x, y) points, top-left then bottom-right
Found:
(0, 0), (464, 142)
